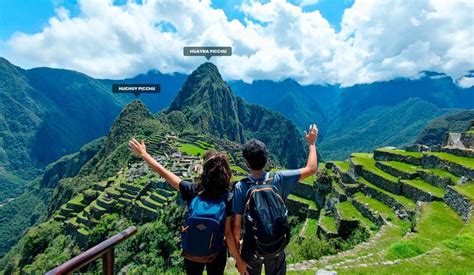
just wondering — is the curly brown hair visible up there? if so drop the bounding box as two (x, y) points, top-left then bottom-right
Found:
(195, 150), (232, 199)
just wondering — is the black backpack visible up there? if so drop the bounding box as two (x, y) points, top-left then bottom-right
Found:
(243, 173), (290, 257)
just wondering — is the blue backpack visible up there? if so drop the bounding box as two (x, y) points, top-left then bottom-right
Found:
(181, 194), (227, 263)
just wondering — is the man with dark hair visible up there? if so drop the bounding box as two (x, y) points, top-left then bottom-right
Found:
(232, 124), (319, 275)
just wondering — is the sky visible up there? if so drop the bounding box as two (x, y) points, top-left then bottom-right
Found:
(0, 0), (473, 87)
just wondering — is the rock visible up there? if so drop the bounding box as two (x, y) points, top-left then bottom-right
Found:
(316, 269), (337, 275)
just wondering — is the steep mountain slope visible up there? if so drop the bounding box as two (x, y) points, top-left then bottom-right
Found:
(166, 62), (306, 168)
(415, 110), (474, 146)
(0, 58), (125, 203)
(319, 98), (455, 160)
(0, 137), (103, 257)
(230, 79), (328, 137)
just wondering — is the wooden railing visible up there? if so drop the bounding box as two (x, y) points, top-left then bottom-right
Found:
(46, 226), (137, 275)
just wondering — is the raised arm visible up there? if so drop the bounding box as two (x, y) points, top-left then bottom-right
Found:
(299, 124), (318, 181)
(128, 138), (181, 190)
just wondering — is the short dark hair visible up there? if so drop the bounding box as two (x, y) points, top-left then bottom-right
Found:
(242, 139), (268, 170)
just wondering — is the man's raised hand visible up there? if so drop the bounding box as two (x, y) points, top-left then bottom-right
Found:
(304, 124), (318, 145)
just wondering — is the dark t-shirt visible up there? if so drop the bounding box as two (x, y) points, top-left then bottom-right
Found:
(232, 170), (301, 215)
(179, 180), (233, 217)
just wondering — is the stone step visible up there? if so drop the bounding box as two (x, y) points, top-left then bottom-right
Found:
(287, 194), (318, 219)
(417, 168), (459, 189)
(358, 178), (416, 220)
(318, 208), (338, 238)
(156, 188), (175, 198)
(401, 179), (445, 202)
(441, 147), (474, 159)
(149, 191), (168, 203)
(117, 196), (132, 206)
(374, 148), (422, 166)
(351, 193), (385, 227)
(140, 196), (163, 209)
(422, 152), (474, 180)
(375, 161), (418, 179)
(335, 200), (378, 234)
(96, 197), (115, 210)
(351, 154), (402, 195)
(331, 181), (347, 202)
(445, 183), (474, 222)
(120, 182), (142, 193)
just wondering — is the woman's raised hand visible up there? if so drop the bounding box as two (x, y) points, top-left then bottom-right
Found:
(129, 138), (147, 157)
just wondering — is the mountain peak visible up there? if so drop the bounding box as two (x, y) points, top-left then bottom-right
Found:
(168, 62), (229, 112)
(106, 99), (151, 150)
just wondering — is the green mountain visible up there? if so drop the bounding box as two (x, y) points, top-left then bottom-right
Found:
(0, 137), (103, 258)
(0, 57), (125, 203)
(166, 62), (306, 168)
(2, 63), (474, 273)
(319, 98), (457, 160)
(415, 110), (474, 146)
(230, 79), (328, 138)
(230, 73), (474, 161)
(0, 62), (308, 268)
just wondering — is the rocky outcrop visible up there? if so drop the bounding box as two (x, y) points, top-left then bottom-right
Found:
(444, 186), (472, 222)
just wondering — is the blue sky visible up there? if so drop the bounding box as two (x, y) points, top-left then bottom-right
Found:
(0, 0), (353, 41)
(0, 0), (472, 87)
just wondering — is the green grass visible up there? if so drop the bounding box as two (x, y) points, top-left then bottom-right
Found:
(336, 200), (377, 230)
(359, 178), (416, 211)
(331, 161), (350, 172)
(68, 195), (84, 205)
(334, 202), (468, 274)
(351, 153), (399, 182)
(319, 209), (337, 233)
(77, 227), (90, 236)
(332, 181), (346, 196)
(427, 152), (474, 169)
(453, 182), (474, 201)
(353, 192), (402, 224)
(402, 179), (445, 198)
(419, 168), (460, 183)
(380, 161), (418, 174)
(135, 200), (157, 213)
(389, 202), (462, 256)
(178, 143), (205, 156)
(304, 218), (318, 238)
(230, 164), (247, 175)
(288, 194), (317, 209)
(301, 175), (316, 185)
(376, 148), (423, 159)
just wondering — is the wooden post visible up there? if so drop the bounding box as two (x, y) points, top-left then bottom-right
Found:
(102, 248), (114, 275)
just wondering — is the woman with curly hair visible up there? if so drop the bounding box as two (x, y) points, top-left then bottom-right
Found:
(129, 138), (249, 275)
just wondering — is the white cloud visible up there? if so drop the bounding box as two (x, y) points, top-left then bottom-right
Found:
(299, 0), (319, 7)
(1, 0), (473, 87)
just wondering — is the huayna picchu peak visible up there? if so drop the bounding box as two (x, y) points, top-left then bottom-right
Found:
(167, 62), (306, 168)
